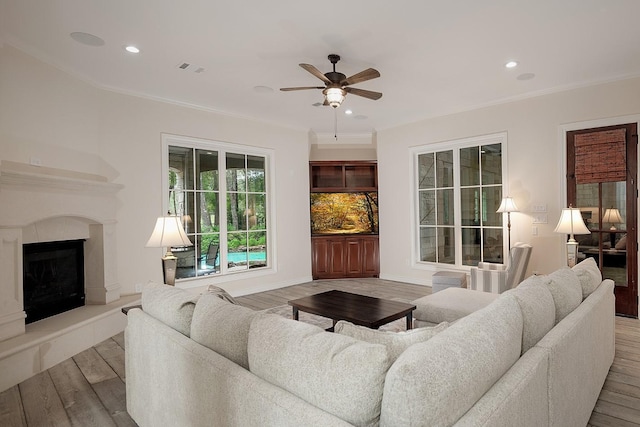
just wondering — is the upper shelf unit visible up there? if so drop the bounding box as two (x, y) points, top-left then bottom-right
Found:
(310, 161), (377, 192)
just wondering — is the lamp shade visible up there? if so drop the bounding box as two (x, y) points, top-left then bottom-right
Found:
(554, 207), (590, 235)
(496, 197), (519, 213)
(146, 215), (193, 248)
(602, 208), (623, 224)
(323, 87), (346, 108)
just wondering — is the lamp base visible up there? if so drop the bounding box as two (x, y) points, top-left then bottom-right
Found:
(566, 240), (579, 267)
(162, 256), (178, 286)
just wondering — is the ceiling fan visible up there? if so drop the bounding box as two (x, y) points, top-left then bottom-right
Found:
(280, 54), (382, 108)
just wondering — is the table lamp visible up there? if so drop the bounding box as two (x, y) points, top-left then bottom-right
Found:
(554, 206), (590, 267)
(146, 213), (193, 285)
(602, 207), (623, 248)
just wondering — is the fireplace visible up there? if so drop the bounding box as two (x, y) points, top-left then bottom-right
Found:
(23, 240), (85, 324)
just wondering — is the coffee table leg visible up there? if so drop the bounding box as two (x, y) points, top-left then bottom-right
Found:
(406, 313), (413, 330)
(292, 307), (299, 321)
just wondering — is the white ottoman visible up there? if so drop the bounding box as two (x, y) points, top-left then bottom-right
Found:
(431, 271), (467, 293)
(412, 287), (499, 327)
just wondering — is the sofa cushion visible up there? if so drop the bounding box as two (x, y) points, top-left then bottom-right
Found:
(205, 284), (240, 304)
(248, 313), (391, 427)
(504, 275), (556, 353)
(412, 287), (499, 324)
(545, 267), (583, 324)
(190, 293), (257, 369)
(572, 257), (602, 300)
(334, 320), (449, 362)
(381, 294), (523, 427)
(141, 283), (199, 336)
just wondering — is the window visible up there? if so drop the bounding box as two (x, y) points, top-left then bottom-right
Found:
(163, 135), (271, 280)
(414, 133), (506, 267)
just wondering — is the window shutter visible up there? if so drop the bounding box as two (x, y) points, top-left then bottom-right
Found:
(574, 129), (626, 184)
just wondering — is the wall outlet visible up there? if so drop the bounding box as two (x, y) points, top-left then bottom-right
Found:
(135, 283), (143, 293)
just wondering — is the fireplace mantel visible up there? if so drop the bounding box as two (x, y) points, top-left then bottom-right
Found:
(0, 160), (123, 342)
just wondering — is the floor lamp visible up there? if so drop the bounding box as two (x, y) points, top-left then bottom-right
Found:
(497, 197), (519, 251)
(554, 206), (590, 267)
(146, 213), (193, 285)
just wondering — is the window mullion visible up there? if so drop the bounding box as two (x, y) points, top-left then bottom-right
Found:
(452, 149), (462, 266)
(218, 149), (228, 275)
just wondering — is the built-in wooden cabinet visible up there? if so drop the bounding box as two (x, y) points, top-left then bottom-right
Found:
(310, 161), (379, 279)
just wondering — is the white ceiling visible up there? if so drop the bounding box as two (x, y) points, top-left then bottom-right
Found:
(3, 0), (640, 136)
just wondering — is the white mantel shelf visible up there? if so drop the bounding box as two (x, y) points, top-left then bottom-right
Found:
(0, 168), (124, 195)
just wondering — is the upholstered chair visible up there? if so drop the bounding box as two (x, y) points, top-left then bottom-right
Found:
(469, 242), (532, 293)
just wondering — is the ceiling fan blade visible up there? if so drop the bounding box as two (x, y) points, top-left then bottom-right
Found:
(344, 87), (383, 100)
(299, 63), (332, 84)
(280, 86), (325, 91)
(342, 68), (380, 86)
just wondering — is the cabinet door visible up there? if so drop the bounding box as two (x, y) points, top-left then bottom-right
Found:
(362, 237), (380, 277)
(312, 238), (331, 278)
(329, 239), (346, 276)
(345, 238), (363, 276)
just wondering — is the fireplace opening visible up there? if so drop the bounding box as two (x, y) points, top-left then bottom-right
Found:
(23, 239), (85, 324)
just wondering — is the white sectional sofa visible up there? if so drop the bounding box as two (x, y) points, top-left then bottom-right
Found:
(125, 258), (614, 427)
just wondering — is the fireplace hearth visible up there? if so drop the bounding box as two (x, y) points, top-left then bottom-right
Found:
(23, 239), (85, 323)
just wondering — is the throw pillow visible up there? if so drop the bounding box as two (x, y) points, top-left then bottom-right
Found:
(505, 280), (555, 353)
(205, 284), (239, 305)
(572, 257), (602, 300)
(190, 293), (257, 369)
(248, 313), (391, 427)
(334, 320), (448, 362)
(545, 267), (582, 324)
(615, 235), (627, 250)
(141, 283), (199, 336)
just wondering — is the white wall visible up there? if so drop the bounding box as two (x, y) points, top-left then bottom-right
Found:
(377, 77), (640, 285)
(0, 45), (312, 297)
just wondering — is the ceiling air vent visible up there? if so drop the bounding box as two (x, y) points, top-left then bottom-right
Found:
(177, 62), (205, 73)
(178, 62), (190, 70)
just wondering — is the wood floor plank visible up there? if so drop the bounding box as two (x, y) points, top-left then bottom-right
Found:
(48, 358), (117, 427)
(73, 348), (118, 385)
(18, 371), (71, 427)
(111, 332), (125, 349)
(589, 411), (640, 427)
(0, 385), (27, 427)
(93, 339), (127, 381)
(598, 389), (640, 411)
(603, 378), (640, 400)
(92, 377), (137, 427)
(593, 399), (640, 424)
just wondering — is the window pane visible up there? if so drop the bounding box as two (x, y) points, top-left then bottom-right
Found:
(226, 153), (246, 192)
(483, 228), (503, 263)
(419, 190), (436, 225)
(247, 155), (265, 192)
(460, 147), (480, 186)
(483, 186), (503, 226)
(461, 187), (479, 226)
(199, 236), (219, 274)
(227, 192), (247, 231)
(462, 228), (480, 266)
(228, 232), (248, 271)
(248, 231), (267, 269)
(247, 194), (266, 229)
(198, 192), (219, 233)
(437, 189), (454, 225)
(169, 146), (194, 191)
(197, 150), (218, 191)
(438, 227), (455, 264)
(481, 144), (502, 185)
(419, 227), (436, 262)
(436, 151), (454, 188)
(418, 153), (435, 189)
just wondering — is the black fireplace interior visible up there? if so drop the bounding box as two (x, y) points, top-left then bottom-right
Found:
(23, 239), (85, 324)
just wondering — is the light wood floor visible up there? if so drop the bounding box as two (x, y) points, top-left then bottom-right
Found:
(0, 278), (639, 426)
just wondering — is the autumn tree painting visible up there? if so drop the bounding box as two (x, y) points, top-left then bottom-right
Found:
(310, 192), (378, 235)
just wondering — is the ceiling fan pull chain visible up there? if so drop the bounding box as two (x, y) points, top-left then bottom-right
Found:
(334, 108), (338, 141)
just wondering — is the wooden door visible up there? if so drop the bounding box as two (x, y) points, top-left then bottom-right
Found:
(567, 123), (638, 317)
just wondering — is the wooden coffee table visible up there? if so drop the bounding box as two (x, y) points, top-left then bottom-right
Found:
(288, 290), (416, 331)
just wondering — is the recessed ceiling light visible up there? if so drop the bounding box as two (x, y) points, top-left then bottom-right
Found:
(125, 45), (140, 54)
(70, 32), (105, 47)
(345, 109), (353, 115)
(505, 61), (518, 69)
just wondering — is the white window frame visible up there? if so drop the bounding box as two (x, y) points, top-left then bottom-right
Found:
(161, 133), (276, 286)
(410, 132), (508, 270)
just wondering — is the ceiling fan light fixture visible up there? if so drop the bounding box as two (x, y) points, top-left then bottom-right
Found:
(324, 87), (346, 108)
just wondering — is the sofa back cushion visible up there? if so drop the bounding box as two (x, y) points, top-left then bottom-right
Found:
(545, 267), (583, 324)
(141, 283), (199, 336)
(335, 320), (448, 362)
(572, 257), (602, 299)
(380, 294), (523, 427)
(505, 275), (556, 353)
(248, 314), (391, 427)
(190, 293), (257, 369)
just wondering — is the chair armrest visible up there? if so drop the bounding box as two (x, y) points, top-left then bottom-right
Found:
(470, 267), (509, 293)
(477, 261), (507, 271)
